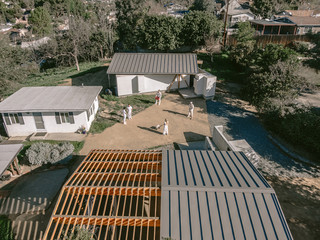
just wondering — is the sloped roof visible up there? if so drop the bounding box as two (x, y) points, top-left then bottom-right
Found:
(107, 53), (198, 75)
(161, 150), (293, 240)
(0, 86), (102, 113)
(275, 16), (320, 26)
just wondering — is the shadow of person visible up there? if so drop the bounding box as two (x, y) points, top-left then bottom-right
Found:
(137, 126), (163, 135)
(163, 109), (188, 117)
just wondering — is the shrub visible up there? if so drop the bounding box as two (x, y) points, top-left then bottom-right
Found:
(0, 215), (14, 240)
(26, 142), (74, 165)
(66, 226), (93, 240)
(263, 106), (320, 160)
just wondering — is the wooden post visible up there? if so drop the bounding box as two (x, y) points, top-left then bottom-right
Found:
(181, 75), (189, 87)
(13, 157), (21, 175)
(262, 25), (265, 35)
(10, 163), (15, 175)
(167, 74), (177, 92)
(178, 75), (180, 89)
(278, 25), (281, 35)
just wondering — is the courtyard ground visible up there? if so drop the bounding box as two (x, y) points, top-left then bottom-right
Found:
(80, 93), (211, 154)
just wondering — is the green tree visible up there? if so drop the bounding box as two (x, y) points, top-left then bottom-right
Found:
(0, 37), (36, 98)
(253, 0), (274, 18)
(246, 59), (305, 109)
(182, 10), (223, 47)
(139, 15), (182, 51)
(190, 0), (216, 12)
(29, 7), (52, 35)
(230, 21), (256, 67)
(115, 0), (147, 50)
(253, 43), (297, 70)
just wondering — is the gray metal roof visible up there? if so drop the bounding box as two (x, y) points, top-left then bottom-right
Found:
(161, 150), (293, 240)
(0, 144), (23, 175)
(0, 86), (102, 113)
(250, 19), (296, 26)
(107, 53), (199, 75)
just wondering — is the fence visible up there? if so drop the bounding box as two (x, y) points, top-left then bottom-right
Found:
(227, 34), (312, 47)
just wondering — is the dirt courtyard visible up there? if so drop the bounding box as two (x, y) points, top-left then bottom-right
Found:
(80, 93), (211, 155)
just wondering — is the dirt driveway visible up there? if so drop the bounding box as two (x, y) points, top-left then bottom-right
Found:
(80, 93), (211, 155)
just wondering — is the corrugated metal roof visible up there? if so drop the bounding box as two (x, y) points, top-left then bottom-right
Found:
(161, 150), (293, 240)
(107, 53), (198, 75)
(0, 144), (23, 175)
(0, 86), (102, 113)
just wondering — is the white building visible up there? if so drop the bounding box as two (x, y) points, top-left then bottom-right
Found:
(107, 53), (199, 96)
(0, 86), (102, 137)
(220, 0), (255, 27)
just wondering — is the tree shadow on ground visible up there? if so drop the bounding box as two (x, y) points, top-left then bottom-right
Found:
(70, 66), (109, 88)
(167, 92), (208, 114)
(206, 99), (319, 176)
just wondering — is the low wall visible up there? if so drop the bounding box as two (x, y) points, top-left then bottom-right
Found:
(212, 126), (235, 151)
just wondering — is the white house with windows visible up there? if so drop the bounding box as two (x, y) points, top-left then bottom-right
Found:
(0, 86), (102, 137)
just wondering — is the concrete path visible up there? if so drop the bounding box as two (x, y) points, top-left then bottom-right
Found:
(0, 168), (68, 240)
(206, 100), (320, 178)
(80, 93), (211, 155)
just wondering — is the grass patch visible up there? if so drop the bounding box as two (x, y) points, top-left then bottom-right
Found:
(92, 94), (157, 134)
(89, 118), (116, 134)
(3, 61), (108, 97)
(0, 215), (14, 240)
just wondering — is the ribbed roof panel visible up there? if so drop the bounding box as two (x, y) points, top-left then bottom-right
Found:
(107, 53), (199, 75)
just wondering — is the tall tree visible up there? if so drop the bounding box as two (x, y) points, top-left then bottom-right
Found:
(230, 21), (256, 67)
(253, 0), (274, 18)
(115, 0), (147, 50)
(139, 15), (182, 51)
(182, 11), (223, 47)
(190, 0), (216, 12)
(29, 7), (52, 35)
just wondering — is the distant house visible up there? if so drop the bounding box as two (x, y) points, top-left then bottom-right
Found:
(273, 10), (320, 34)
(107, 53), (198, 96)
(250, 20), (297, 35)
(0, 86), (102, 137)
(219, 0), (255, 27)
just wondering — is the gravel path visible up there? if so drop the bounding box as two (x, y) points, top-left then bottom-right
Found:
(206, 100), (320, 178)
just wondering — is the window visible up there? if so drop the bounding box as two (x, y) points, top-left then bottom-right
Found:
(60, 112), (70, 123)
(55, 112), (74, 124)
(10, 114), (19, 124)
(3, 113), (24, 125)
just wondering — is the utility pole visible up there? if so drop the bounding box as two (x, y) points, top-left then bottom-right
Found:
(222, 0), (230, 47)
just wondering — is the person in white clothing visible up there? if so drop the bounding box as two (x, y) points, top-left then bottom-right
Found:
(163, 119), (169, 135)
(127, 104), (132, 120)
(155, 90), (162, 105)
(188, 101), (194, 119)
(122, 107), (127, 125)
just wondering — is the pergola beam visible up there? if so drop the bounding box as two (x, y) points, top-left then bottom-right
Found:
(52, 216), (160, 227)
(63, 186), (161, 197)
(76, 161), (162, 173)
(72, 172), (161, 183)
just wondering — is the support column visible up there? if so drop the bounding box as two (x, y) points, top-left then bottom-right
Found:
(13, 157), (21, 175)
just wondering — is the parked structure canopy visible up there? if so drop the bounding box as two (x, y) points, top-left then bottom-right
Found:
(44, 149), (293, 240)
(107, 53), (198, 75)
(0, 86), (102, 113)
(0, 144), (23, 176)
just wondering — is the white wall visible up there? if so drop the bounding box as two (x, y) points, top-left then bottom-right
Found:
(194, 70), (217, 98)
(116, 74), (190, 96)
(2, 97), (99, 137)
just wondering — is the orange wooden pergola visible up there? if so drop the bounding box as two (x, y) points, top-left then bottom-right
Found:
(43, 149), (162, 240)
